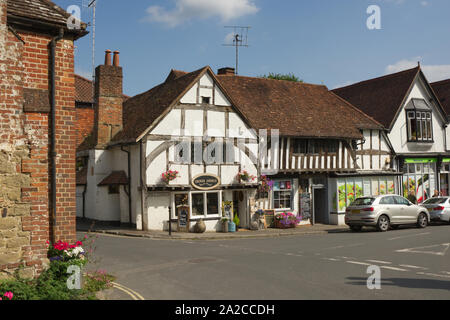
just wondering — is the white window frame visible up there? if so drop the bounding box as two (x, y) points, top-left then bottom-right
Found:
(172, 191), (222, 219)
(271, 179), (294, 211)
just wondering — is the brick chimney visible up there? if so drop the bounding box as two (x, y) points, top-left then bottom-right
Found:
(94, 50), (123, 148)
(217, 67), (235, 75)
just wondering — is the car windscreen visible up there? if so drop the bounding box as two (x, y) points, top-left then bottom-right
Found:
(350, 198), (375, 206)
(423, 198), (448, 204)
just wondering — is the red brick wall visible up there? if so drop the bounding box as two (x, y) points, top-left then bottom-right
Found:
(76, 107), (94, 148)
(0, 0), (77, 278)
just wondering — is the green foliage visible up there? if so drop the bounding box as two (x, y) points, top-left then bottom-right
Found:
(261, 72), (303, 82)
(233, 214), (240, 227)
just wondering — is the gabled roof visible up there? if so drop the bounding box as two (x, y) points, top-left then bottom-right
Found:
(431, 79), (450, 118)
(333, 67), (421, 129)
(217, 75), (383, 139)
(98, 171), (128, 186)
(7, 0), (88, 39)
(111, 66), (211, 144)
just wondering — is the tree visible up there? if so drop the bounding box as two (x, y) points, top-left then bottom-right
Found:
(261, 72), (303, 82)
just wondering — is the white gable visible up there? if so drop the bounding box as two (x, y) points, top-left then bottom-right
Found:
(389, 76), (447, 153)
(179, 73), (231, 106)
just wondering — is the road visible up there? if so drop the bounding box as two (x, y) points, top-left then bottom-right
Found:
(82, 223), (450, 300)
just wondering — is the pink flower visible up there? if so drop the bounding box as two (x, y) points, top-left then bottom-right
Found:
(3, 292), (13, 300)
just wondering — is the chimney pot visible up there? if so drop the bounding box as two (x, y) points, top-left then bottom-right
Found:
(218, 67), (235, 75)
(113, 51), (120, 67)
(105, 49), (112, 66)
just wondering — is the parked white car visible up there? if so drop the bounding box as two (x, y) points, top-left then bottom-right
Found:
(420, 197), (450, 223)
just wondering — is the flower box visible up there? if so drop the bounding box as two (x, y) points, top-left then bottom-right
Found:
(274, 220), (296, 229)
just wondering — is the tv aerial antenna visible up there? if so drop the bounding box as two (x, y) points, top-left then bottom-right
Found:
(222, 26), (250, 75)
(81, 0), (98, 83)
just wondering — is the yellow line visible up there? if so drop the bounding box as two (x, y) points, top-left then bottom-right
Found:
(112, 284), (139, 300)
(112, 282), (145, 300)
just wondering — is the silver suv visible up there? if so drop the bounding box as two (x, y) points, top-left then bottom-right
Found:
(345, 195), (430, 232)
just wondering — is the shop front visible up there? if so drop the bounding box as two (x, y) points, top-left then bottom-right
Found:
(401, 158), (438, 203)
(328, 174), (400, 225)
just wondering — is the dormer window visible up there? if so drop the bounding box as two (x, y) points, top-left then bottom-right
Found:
(405, 99), (433, 142)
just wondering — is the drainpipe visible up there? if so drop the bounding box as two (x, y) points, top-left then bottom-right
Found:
(82, 184), (87, 219)
(50, 29), (64, 243)
(120, 146), (132, 224)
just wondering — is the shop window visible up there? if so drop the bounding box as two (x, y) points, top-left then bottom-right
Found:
(273, 180), (293, 210)
(407, 110), (433, 142)
(192, 193), (205, 216)
(207, 193), (219, 215)
(174, 193), (189, 217)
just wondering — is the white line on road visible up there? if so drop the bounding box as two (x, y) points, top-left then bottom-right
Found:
(346, 261), (371, 266)
(399, 264), (428, 270)
(285, 253), (303, 257)
(366, 260), (392, 265)
(388, 232), (430, 241)
(380, 266), (408, 272)
(396, 243), (450, 256)
(417, 272), (450, 279)
(323, 258), (341, 261)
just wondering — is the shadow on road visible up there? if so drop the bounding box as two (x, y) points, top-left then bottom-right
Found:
(346, 277), (450, 291)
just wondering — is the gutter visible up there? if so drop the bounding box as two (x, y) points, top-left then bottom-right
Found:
(50, 28), (64, 243)
(82, 184), (87, 219)
(120, 146), (132, 224)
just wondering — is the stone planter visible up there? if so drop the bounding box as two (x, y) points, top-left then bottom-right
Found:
(221, 221), (229, 233)
(193, 219), (206, 233)
(274, 220), (296, 229)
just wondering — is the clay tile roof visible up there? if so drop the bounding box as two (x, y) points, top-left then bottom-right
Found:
(98, 171), (128, 186)
(75, 75), (94, 104)
(76, 167), (88, 185)
(111, 66), (208, 144)
(333, 67), (420, 129)
(431, 79), (450, 118)
(217, 75), (382, 139)
(7, 0), (87, 36)
(74, 74), (129, 104)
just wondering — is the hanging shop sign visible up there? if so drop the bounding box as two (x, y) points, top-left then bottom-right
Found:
(192, 174), (220, 190)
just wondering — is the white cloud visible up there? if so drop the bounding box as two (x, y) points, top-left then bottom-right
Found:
(386, 57), (450, 82)
(143, 0), (259, 27)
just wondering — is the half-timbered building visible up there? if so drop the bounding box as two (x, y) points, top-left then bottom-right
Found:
(334, 65), (450, 205)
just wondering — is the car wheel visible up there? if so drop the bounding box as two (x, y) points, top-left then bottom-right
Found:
(417, 213), (428, 229)
(350, 226), (362, 232)
(377, 215), (390, 232)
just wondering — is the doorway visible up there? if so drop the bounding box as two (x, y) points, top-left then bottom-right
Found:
(312, 186), (328, 224)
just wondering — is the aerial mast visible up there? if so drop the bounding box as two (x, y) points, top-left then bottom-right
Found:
(223, 26), (250, 75)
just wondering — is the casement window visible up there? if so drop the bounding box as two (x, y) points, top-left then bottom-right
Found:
(172, 191), (221, 219)
(407, 110), (433, 142)
(272, 180), (293, 210)
(175, 141), (235, 164)
(406, 99), (433, 142)
(293, 139), (338, 154)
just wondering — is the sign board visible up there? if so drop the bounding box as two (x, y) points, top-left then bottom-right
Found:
(222, 201), (234, 220)
(263, 210), (275, 228)
(177, 205), (190, 233)
(300, 193), (311, 220)
(192, 174), (220, 190)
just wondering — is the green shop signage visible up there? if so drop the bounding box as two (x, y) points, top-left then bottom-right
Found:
(404, 158), (437, 164)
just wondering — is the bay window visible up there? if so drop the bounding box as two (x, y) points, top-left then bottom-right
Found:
(272, 180), (293, 210)
(406, 99), (433, 142)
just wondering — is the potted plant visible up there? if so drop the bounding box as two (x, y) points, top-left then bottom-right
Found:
(237, 170), (256, 184)
(221, 217), (229, 233)
(233, 214), (240, 232)
(274, 212), (301, 229)
(161, 170), (179, 183)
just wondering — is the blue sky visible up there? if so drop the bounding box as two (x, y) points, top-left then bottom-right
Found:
(55, 0), (450, 96)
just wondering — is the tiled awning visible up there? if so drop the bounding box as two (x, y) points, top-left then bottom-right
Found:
(98, 171), (128, 186)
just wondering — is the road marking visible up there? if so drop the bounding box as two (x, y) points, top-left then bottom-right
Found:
(441, 271), (450, 275)
(399, 264), (428, 270)
(112, 282), (145, 300)
(396, 243), (450, 256)
(366, 260), (392, 265)
(388, 232), (430, 241)
(285, 253), (303, 257)
(346, 261), (371, 266)
(417, 272), (450, 279)
(380, 266), (408, 272)
(323, 258), (340, 261)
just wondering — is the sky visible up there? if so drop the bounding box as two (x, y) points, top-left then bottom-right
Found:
(54, 0), (450, 97)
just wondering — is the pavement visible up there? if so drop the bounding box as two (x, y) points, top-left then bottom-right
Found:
(76, 218), (349, 240)
(79, 222), (450, 300)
